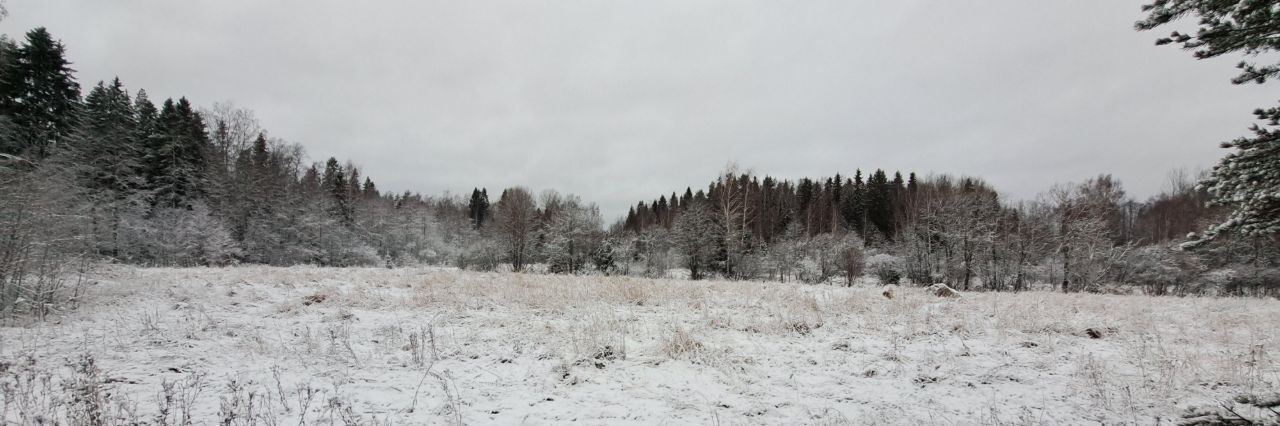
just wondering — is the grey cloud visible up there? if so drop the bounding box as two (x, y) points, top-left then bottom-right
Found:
(5, 0), (1271, 219)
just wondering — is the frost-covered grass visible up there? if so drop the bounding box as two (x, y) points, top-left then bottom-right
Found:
(0, 266), (1277, 424)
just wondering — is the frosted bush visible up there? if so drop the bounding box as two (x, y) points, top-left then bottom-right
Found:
(866, 253), (904, 284)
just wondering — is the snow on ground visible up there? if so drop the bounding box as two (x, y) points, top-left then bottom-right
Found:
(1, 266), (1277, 424)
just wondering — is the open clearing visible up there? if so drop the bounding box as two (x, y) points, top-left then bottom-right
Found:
(1, 266), (1277, 424)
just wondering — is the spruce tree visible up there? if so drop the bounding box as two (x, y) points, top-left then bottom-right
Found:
(133, 89), (157, 139)
(1137, 1), (1280, 245)
(656, 196), (669, 228)
(476, 186), (483, 225)
(850, 170), (867, 237)
(322, 157), (352, 225)
(839, 177), (859, 234)
(0, 36), (15, 148)
(322, 155), (353, 222)
(468, 188), (490, 229)
(300, 164), (321, 195)
(80, 78), (139, 194)
(796, 178), (815, 235)
(866, 169), (894, 239)
(624, 207), (637, 232)
(362, 177), (378, 199)
(469, 188), (483, 228)
(346, 166), (361, 221)
(0, 28), (81, 157)
(144, 98), (208, 209)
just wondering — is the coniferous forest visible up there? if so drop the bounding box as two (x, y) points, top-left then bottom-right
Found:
(1, 0), (1279, 325)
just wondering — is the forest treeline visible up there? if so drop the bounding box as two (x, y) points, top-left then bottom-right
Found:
(614, 166), (1277, 295)
(0, 22), (1277, 319)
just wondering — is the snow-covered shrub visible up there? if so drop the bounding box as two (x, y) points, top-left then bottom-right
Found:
(795, 257), (824, 284)
(866, 253), (904, 285)
(795, 234), (839, 284)
(834, 233), (865, 286)
(120, 202), (242, 267)
(1117, 245), (1199, 296)
(320, 240), (381, 267)
(542, 201), (602, 274)
(1196, 268), (1237, 296)
(457, 240), (501, 272)
(734, 250), (768, 281)
(591, 238), (618, 274)
(659, 326), (704, 359)
(1217, 267), (1280, 298)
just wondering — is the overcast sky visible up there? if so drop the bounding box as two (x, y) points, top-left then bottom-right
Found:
(4, 1), (1272, 220)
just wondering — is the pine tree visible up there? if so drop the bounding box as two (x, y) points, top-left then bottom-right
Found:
(1137, 1), (1280, 245)
(0, 28), (81, 157)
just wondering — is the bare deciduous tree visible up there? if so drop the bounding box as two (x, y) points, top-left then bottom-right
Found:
(495, 187), (537, 272)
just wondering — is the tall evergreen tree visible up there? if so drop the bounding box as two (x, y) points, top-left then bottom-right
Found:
(468, 188), (490, 229)
(362, 177), (378, 199)
(132, 90), (157, 176)
(1137, 1), (1280, 245)
(850, 170), (868, 236)
(0, 36), (16, 146)
(143, 98), (209, 209)
(866, 169), (894, 239)
(300, 164), (321, 195)
(346, 165), (362, 222)
(79, 78), (139, 194)
(0, 27), (81, 157)
(322, 157), (352, 225)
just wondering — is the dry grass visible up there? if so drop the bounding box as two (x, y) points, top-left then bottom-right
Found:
(0, 265), (1275, 424)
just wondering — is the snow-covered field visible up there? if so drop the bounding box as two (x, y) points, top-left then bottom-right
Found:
(1, 266), (1277, 424)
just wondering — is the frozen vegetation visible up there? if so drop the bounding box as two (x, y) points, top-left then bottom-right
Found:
(0, 266), (1277, 424)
